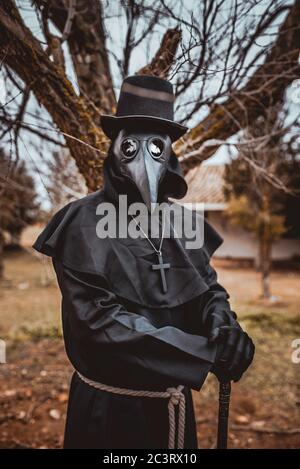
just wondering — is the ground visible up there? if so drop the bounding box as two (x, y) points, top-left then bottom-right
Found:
(0, 250), (299, 449)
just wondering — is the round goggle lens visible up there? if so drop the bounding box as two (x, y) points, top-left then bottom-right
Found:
(121, 138), (138, 158)
(149, 138), (164, 158)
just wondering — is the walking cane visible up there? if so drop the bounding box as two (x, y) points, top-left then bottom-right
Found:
(217, 381), (231, 449)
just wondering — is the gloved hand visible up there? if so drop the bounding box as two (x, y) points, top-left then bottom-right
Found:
(208, 314), (255, 382)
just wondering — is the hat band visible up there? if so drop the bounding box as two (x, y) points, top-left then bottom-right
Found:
(121, 82), (175, 103)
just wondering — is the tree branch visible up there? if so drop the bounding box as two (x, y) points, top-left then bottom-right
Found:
(175, 1), (300, 173)
(33, 0), (116, 116)
(0, 0), (109, 191)
(137, 27), (182, 78)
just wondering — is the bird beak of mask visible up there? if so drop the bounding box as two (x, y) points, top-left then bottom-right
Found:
(112, 129), (172, 211)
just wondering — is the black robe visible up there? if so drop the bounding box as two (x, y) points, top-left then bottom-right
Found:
(33, 154), (237, 449)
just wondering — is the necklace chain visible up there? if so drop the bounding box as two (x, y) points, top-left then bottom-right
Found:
(131, 211), (166, 255)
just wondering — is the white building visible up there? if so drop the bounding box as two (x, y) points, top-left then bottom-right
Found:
(180, 164), (300, 262)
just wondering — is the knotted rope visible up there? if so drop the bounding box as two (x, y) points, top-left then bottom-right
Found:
(76, 371), (186, 449)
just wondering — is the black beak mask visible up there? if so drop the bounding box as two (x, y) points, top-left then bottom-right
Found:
(112, 129), (172, 211)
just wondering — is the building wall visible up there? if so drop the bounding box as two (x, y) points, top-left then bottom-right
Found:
(207, 211), (300, 261)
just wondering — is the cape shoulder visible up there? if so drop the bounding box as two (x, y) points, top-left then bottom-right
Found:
(32, 190), (108, 270)
(33, 192), (224, 308)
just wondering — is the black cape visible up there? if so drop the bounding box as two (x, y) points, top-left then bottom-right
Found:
(33, 153), (234, 449)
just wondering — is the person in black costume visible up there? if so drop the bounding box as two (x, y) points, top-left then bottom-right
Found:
(33, 75), (255, 449)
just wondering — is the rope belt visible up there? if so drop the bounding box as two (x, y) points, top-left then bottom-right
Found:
(76, 371), (186, 449)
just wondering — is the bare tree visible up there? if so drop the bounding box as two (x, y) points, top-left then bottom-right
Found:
(0, 0), (299, 195)
(0, 148), (40, 277)
(46, 150), (87, 213)
(223, 104), (300, 299)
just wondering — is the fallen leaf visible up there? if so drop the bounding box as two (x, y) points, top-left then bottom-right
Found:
(4, 389), (17, 398)
(235, 415), (250, 424)
(251, 420), (266, 429)
(57, 392), (68, 403)
(17, 410), (26, 420)
(49, 409), (60, 420)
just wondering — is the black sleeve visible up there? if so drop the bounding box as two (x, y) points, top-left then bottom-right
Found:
(199, 252), (240, 333)
(53, 259), (218, 391)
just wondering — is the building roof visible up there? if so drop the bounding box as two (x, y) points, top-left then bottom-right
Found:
(179, 164), (227, 210)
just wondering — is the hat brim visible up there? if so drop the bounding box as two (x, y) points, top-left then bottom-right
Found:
(100, 115), (188, 142)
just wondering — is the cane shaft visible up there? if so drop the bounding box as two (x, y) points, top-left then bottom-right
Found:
(217, 381), (231, 449)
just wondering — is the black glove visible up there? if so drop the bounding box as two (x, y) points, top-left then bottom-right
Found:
(208, 315), (255, 383)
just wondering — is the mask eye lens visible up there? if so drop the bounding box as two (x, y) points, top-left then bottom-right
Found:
(149, 138), (164, 159)
(121, 138), (138, 159)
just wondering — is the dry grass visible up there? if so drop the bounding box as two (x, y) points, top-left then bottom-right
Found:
(0, 250), (61, 340)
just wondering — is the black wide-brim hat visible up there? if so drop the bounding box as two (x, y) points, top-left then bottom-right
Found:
(100, 75), (188, 142)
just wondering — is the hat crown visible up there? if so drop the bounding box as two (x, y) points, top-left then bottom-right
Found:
(122, 75), (173, 95)
(100, 74), (188, 142)
(116, 75), (175, 120)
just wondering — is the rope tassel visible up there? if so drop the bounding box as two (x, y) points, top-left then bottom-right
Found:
(76, 372), (186, 449)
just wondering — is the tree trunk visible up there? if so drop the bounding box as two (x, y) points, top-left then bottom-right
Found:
(8, 230), (21, 247)
(259, 233), (272, 300)
(0, 228), (4, 280)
